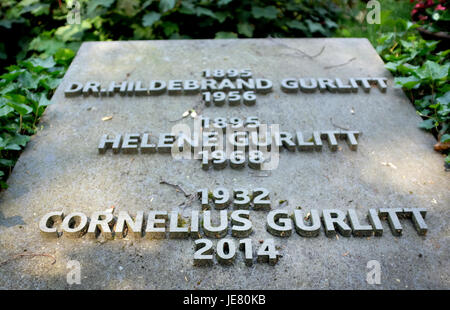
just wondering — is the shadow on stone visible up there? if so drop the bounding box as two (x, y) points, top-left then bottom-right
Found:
(0, 211), (26, 228)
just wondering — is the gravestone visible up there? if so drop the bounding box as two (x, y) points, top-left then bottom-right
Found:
(0, 39), (448, 289)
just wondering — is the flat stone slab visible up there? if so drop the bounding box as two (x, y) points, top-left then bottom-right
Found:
(0, 39), (448, 289)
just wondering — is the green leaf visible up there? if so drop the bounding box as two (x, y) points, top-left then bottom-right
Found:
(215, 32), (238, 39)
(41, 77), (62, 90)
(218, 0), (232, 6)
(55, 21), (92, 42)
(116, 0), (141, 17)
(416, 60), (449, 81)
(179, 2), (195, 14)
(87, 0), (115, 16)
(418, 119), (436, 130)
(286, 20), (307, 32)
(20, 3), (50, 16)
(5, 94), (33, 115)
(0, 105), (14, 117)
(29, 57), (55, 69)
(324, 18), (338, 29)
(237, 23), (254, 37)
(437, 91), (450, 105)
(0, 159), (14, 167)
(0, 83), (19, 95)
(305, 20), (326, 34)
(385, 61), (400, 72)
(215, 12), (229, 23)
(397, 63), (419, 75)
(28, 35), (65, 56)
(142, 12), (161, 27)
(159, 0), (176, 12)
(17, 71), (39, 89)
(394, 76), (421, 89)
(0, 70), (23, 83)
(441, 134), (450, 143)
(38, 94), (52, 107)
(196, 7), (216, 19)
(162, 22), (179, 37)
(7, 134), (30, 147)
(54, 48), (75, 66)
(7, 102), (32, 116)
(251, 6), (278, 19)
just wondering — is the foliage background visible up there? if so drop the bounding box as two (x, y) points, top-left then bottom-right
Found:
(0, 0), (448, 188)
(0, 0), (341, 68)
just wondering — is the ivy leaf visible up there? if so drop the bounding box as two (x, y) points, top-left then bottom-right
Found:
(251, 6), (278, 19)
(416, 60), (449, 81)
(3, 134), (30, 150)
(28, 35), (65, 56)
(394, 76), (421, 89)
(20, 3), (50, 16)
(441, 134), (450, 143)
(286, 20), (307, 32)
(0, 105), (14, 117)
(44, 77), (62, 90)
(38, 94), (52, 107)
(5, 94), (33, 115)
(162, 22), (179, 37)
(418, 119), (436, 130)
(215, 32), (238, 39)
(0, 159), (14, 167)
(397, 63), (419, 75)
(0, 70), (23, 83)
(305, 20), (326, 34)
(2, 144), (20, 151)
(215, 12), (229, 23)
(324, 18), (338, 29)
(54, 48), (75, 66)
(237, 23), (254, 37)
(11, 134), (30, 147)
(7, 102), (32, 116)
(436, 91), (450, 105)
(196, 7), (217, 19)
(142, 12), (161, 27)
(0, 83), (19, 95)
(87, 0), (115, 16)
(218, 0), (233, 6)
(17, 71), (39, 89)
(385, 61), (400, 72)
(29, 56), (55, 69)
(55, 21), (92, 42)
(116, 0), (141, 17)
(179, 2), (195, 15)
(159, 0), (176, 13)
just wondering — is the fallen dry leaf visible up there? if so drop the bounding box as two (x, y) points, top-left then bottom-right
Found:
(434, 141), (450, 152)
(381, 162), (397, 169)
(105, 206), (115, 214)
(304, 212), (311, 221)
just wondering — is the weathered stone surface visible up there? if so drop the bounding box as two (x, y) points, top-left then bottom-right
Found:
(0, 39), (448, 289)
